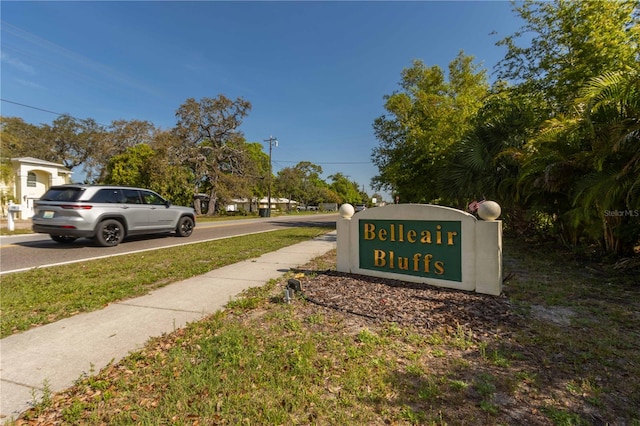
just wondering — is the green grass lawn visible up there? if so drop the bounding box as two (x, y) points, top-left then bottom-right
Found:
(0, 227), (332, 337)
(4, 233), (640, 425)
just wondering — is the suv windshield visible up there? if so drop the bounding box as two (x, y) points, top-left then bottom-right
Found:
(40, 187), (85, 202)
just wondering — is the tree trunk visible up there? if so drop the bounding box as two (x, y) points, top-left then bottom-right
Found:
(207, 187), (217, 215)
(193, 184), (202, 215)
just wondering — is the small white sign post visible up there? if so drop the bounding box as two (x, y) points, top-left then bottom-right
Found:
(7, 202), (22, 231)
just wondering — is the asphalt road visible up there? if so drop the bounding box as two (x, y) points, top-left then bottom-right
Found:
(0, 214), (338, 275)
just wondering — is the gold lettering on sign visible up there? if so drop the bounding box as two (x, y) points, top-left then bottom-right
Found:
(364, 223), (376, 240)
(362, 221), (459, 280)
(371, 251), (445, 274)
(448, 231), (458, 246)
(421, 230), (432, 244)
(363, 222), (457, 246)
(423, 254), (433, 272)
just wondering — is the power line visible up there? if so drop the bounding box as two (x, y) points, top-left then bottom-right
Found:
(1, 100), (378, 167)
(0, 98), (112, 127)
(1, 98), (65, 116)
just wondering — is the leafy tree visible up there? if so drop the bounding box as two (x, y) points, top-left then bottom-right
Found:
(90, 120), (157, 183)
(371, 51), (489, 203)
(0, 117), (29, 204)
(275, 166), (303, 205)
(173, 95), (252, 215)
(494, 0), (640, 254)
(328, 173), (362, 204)
(213, 136), (267, 213)
(318, 187), (341, 205)
(496, 0), (640, 112)
(519, 68), (640, 254)
(438, 86), (547, 215)
(103, 143), (156, 187)
(0, 116), (155, 185)
(146, 130), (194, 206)
(275, 161), (326, 207)
(240, 141), (270, 212)
(577, 69), (640, 254)
(41, 115), (106, 177)
(103, 132), (195, 206)
(296, 161), (327, 206)
(1, 117), (45, 160)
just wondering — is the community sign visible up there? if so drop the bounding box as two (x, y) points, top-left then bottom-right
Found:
(336, 203), (502, 296)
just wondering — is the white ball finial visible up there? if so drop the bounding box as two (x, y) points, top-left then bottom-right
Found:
(477, 201), (501, 221)
(339, 203), (355, 218)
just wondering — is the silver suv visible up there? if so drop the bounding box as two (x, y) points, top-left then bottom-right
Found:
(32, 185), (196, 247)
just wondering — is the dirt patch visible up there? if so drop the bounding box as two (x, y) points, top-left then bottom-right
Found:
(529, 305), (575, 326)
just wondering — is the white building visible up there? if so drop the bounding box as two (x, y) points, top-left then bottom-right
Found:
(0, 157), (72, 219)
(226, 197), (298, 213)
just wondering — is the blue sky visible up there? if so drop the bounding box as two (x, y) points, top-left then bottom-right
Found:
(1, 1), (523, 200)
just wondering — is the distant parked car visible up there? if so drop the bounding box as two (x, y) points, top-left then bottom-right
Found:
(32, 185), (196, 247)
(355, 204), (367, 213)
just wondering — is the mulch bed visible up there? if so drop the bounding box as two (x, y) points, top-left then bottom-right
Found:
(297, 270), (520, 338)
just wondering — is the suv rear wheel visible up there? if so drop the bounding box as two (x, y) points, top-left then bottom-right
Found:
(176, 216), (194, 237)
(95, 219), (124, 247)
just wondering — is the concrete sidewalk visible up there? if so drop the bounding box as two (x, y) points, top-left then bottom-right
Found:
(0, 232), (337, 423)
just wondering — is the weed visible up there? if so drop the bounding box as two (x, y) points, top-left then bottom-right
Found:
(26, 379), (52, 419)
(479, 399), (499, 415)
(431, 348), (446, 358)
(490, 349), (511, 367)
(399, 405), (426, 424)
(450, 325), (475, 349)
(356, 328), (383, 345)
(305, 312), (325, 325)
(542, 406), (589, 425)
(449, 379), (469, 392)
(426, 331), (445, 346)
(474, 373), (496, 398)
(227, 295), (262, 310)
(382, 322), (404, 336)
(406, 364), (424, 376)
(417, 376), (441, 401)
(61, 401), (86, 423)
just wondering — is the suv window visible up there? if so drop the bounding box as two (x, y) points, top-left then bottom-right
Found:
(141, 190), (166, 205)
(41, 187), (85, 202)
(90, 189), (124, 203)
(123, 189), (142, 204)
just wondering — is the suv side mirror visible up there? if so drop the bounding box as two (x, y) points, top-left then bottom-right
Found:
(165, 200), (172, 208)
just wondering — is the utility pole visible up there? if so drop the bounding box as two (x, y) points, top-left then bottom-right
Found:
(264, 136), (278, 217)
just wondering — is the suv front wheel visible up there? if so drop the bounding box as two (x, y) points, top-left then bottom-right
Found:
(95, 219), (124, 247)
(176, 216), (194, 237)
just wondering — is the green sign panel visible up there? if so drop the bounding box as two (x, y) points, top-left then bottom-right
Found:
(359, 220), (462, 282)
